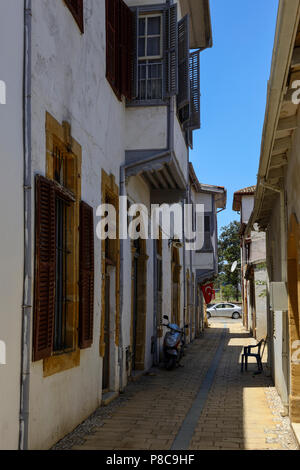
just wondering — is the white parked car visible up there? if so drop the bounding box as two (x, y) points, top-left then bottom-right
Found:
(207, 303), (242, 319)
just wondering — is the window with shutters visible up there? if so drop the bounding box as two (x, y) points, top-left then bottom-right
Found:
(64, 0), (84, 33)
(33, 113), (91, 377)
(130, 3), (178, 104)
(34, 139), (79, 361)
(137, 14), (163, 101)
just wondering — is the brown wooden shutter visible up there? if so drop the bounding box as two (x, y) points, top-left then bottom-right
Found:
(119, 0), (134, 100)
(33, 175), (56, 362)
(79, 201), (94, 349)
(106, 0), (121, 100)
(64, 0), (84, 33)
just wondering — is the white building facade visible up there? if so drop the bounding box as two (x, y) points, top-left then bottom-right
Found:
(0, 0), (216, 449)
(190, 164), (227, 335)
(233, 187), (268, 340)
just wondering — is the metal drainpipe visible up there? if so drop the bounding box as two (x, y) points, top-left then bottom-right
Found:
(188, 185), (193, 341)
(153, 238), (158, 365)
(19, 0), (32, 451)
(182, 199), (186, 333)
(119, 165), (126, 392)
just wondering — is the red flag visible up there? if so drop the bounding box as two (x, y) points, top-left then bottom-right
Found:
(201, 283), (214, 305)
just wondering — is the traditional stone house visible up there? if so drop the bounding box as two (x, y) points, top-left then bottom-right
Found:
(0, 0), (214, 450)
(246, 0), (300, 437)
(233, 187), (268, 340)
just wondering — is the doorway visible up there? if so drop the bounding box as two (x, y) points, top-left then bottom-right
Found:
(171, 247), (181, 326)
(102, 269), (110, 391)
(100, 170), (120, 393)
(131, 238), (148, 372)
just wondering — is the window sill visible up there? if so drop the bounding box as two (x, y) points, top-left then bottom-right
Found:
(126, 99), (167, 108)
(43, 349), (80, 378)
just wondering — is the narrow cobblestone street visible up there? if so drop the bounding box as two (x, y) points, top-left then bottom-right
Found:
(54, 321), (298, 451)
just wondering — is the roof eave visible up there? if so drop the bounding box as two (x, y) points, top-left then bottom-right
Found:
(251, 0), (300, 230)
(180, 0), (213, 50)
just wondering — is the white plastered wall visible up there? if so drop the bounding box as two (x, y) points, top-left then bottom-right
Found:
(29, 0), (126, 449)
(0, 0), (24, 450)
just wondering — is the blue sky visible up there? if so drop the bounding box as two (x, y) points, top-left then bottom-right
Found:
(190, 0), (279, 232)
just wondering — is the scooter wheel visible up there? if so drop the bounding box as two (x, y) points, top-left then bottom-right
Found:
(166, 357), (177, 370)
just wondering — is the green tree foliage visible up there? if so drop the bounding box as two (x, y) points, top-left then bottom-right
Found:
(218, 221), (241, 301)
(222, 284), (236, 302)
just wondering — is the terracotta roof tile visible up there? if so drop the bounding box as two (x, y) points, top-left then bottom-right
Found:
(233, 186), (256, 212)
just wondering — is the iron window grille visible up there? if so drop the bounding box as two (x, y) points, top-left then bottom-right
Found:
(54, 195), (70, 352)
(53, 145), (74, 353)
(138, 60), (163, 101)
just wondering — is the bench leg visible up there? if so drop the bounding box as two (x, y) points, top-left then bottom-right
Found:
(241, 355), (244, 372)
(245, 355), (248, 371)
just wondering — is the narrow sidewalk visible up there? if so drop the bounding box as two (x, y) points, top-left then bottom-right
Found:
(53, 321), (298, 451)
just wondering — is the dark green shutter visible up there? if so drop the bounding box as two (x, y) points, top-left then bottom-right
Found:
(164, 4), (178, 97)
(177, 14), (190, 117)
(188, 50), (201, 130)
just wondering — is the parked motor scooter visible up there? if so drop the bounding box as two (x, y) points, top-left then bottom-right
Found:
(162, 315), (188, 370)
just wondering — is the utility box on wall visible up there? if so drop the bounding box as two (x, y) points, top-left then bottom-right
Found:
(269, 282), (288, 311)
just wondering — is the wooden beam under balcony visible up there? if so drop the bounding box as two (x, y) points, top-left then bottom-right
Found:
(277, 115), (297, 132)
(269, 153), (288, 169)
(291, 47), (300, 69)
(272, 136), (291, 155)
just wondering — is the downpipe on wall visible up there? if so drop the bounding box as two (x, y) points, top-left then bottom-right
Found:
(119, 165), (126, 392)
(19, 0), (32, 451)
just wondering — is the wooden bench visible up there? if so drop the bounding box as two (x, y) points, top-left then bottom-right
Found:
(241, 337), (267, 373)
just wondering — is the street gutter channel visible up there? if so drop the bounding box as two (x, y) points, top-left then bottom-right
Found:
(171, 326), (228, 450)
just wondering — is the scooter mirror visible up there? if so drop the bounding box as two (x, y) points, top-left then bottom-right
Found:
(163, 315), (169, 320)
(184, 324), (189, 329)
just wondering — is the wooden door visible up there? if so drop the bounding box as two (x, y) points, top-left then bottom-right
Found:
(102, 271), (110, 391)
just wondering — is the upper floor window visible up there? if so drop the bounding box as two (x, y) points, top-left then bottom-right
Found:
(137, 13), (163, 101)
(138, 15), (163, 60)
(105, 2), (201, 136)
(64, 0), (84, 33)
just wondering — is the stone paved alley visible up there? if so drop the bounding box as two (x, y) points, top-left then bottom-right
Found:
(54, 320), (298, 451)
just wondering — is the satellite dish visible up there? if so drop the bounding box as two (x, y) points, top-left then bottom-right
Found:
(231, 261), (238, 273)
